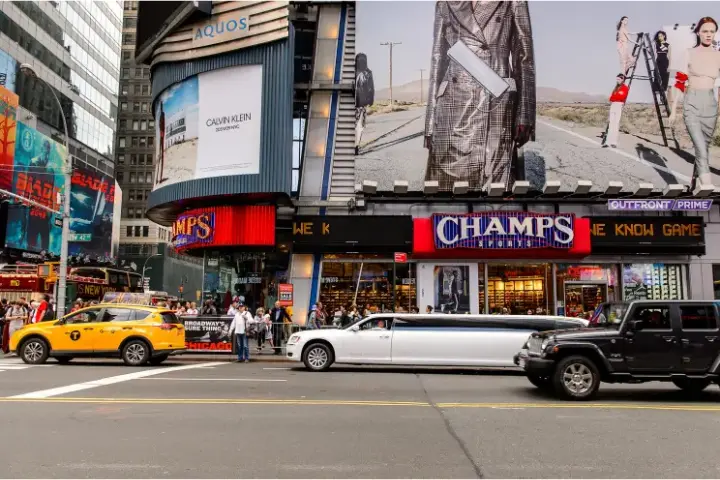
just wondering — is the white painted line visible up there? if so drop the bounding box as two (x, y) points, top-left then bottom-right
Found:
(9, 362), (223, 399)
(537, 119), (691, 182)
(0, 370), (5, 372)
(0, 365), (30, 370)
(137, 377), (287, 382)
(263, 367), (291, 371)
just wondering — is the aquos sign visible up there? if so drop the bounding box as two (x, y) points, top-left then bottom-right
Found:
(192, 13), (250, 48)
(432, 213), (575, 250)
(172, 211), (215, 249)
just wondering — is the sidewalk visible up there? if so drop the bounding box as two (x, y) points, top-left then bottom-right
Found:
(173, 350), (293, 363)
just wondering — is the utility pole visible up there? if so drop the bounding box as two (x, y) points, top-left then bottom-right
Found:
(419, 69), (426, 105)
(380, 41), (401, 111)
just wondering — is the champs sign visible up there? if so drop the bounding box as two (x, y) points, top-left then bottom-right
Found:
(433, 213), (575, 249)
(172, 211), (215, 249)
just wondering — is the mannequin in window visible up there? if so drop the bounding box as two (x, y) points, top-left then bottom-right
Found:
(654, 30), (670, 91)
(354, 53), (374, 155)
(672, 17), (720, 190)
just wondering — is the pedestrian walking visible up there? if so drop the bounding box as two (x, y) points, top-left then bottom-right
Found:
(229, 304), (253, 362)
(255, 307), (267, 352)
(269, 301), (292, 354)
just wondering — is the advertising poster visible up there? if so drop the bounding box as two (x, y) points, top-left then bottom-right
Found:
(433, 265), (470, 314)
(154, 64), (263, 189)
(183, 317), (233, 352)
(355, 2), (720, 193)
(4, 122), (66, 256)
(0, 83), (18, 193)
(69, 166), (115, 262)
(278, 283), (293, 306)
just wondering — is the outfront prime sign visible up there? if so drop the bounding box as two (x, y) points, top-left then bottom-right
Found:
(608, 199), (714, 212)
(432, 213), (575, 250)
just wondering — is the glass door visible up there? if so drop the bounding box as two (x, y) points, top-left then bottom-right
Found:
(563, 283), (608, 319)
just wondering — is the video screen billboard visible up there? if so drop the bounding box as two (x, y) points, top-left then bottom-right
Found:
(0, 83), (18, 194)
(154, 64), (263, 189)
(355, 2), (720, 193)
(4, 122), (65, 255)
(68, 167), (115, 262)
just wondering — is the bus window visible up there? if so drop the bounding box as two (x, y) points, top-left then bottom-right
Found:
(128, 273), (142, 291)
(71, 268), (107, 281)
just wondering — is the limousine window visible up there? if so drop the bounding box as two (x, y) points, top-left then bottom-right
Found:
(360, 318), (392, 330)
(391, 316), (573, 332)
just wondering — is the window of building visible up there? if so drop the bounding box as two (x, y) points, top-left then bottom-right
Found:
(126, 226), (132, 237)
(148, 136), (154, 147)
(145, 172), (152, 183)
(143, 68), (150, 78)
(142, 226), (149, 237)
(140, 120), (147, 130)
(623, 264), (684, 301)
(138, 154), (145, 165)
(129, 173), (136, 183)
(142, 84), (149, 95)
(133, 84), (141, 95)
(122, 51), (131, 61)
(141, 103), (148, 112)
(130, 154), (137, 165)
(119, 119), (127, 130)
(134, 226), (141, 237)
(680, 305), (717, 330)
(121, 85), (128, 95)
(149, 120), (155, 130)
(128, 190), (135, 201)
(117, 154), (125, 165)
(132, 120), (139, 130)
(147, 153), (153, 165)
(131, 137), (138, 147)
(122, 68), (129, 78)
(123, 33), (135, 44)
(121, 102), (128, 111)
(123, 17), (136, 28)
(118, 137), (126, 148)
(133, 102), (140, 112)
(135, 67), (142, 78)
(136, 208), (144, 219)
(116, 172), (123, 183)
(139, 137), (146, 147)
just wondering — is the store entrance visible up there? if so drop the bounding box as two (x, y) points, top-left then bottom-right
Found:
(564, 283), (608, 319)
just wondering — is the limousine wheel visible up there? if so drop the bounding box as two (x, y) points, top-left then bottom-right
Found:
(553, 355), (600, 400)
(527, 375), (554, 392)
(303, 343), (333, 371)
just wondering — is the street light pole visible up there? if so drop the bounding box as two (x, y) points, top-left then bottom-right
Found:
(141, 253), (162, 292)
(20, 64), (71, 318)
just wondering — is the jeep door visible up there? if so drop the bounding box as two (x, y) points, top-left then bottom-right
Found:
(625, 303), (681, 372)
(677, 303), (719, 373)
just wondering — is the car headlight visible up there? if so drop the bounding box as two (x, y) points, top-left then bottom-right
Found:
(287, 335), (301, 345)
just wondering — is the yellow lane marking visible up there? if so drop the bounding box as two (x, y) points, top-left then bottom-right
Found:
(1, 397), (720, 411)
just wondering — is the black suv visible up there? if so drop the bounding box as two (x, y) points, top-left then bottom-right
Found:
(518, 301), (720, 400)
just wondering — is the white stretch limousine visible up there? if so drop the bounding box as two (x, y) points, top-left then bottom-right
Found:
(286, 314), (588, 371)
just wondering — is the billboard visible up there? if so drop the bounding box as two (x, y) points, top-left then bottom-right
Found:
(0, 83), (18, 193)
(4, 122), (65, 255)
(355, 2), (720, 193)
(154, 64), (263, 189)
(68, 166), (115, 262)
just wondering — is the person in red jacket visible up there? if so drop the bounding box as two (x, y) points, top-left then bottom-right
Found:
(31, 295), (51, 324)
(603, 73), (630, 148)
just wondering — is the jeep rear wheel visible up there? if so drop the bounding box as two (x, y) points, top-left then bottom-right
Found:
(552, 355), (601, 400)
(672, 378), (711, 393)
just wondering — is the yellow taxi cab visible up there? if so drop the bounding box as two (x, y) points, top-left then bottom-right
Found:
(9, 297), (185, 366)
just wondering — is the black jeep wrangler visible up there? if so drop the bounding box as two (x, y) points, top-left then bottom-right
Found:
(517, 300), (720, 400)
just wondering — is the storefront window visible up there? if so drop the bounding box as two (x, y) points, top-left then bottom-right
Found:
(320, 262), (418, 316)
(622, 264), (684, 301)
(487, 264), (551, 315)
(556, 264), (619, 318)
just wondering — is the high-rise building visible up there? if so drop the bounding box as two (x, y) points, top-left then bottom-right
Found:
(0, 1), (122, 265)
(115, 1), (202, 296)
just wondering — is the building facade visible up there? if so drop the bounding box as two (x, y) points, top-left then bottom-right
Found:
(137, 1), (720, 326)
(0, 0), (122, 265)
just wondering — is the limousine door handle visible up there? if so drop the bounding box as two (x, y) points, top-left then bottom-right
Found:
(380, 335), (390, 339)
(705, 336), (717, 342)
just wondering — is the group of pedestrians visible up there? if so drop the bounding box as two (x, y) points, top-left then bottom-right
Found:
(229, 301), (292, 362)
(0, 295), (55, 354)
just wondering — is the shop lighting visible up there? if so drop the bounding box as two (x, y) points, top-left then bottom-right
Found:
(423, 180), (439, 195)
(634, 183), (654, 196)
(663, 184), (684, 197)
(693, 183), (715, 197)
(487, 182), (505, 197)
(393, 180), (409, 194)
(453, 181), (469, 195)
(511, 181), (530, 195)
(362, 180), (378, 195)
(605, 181), (623, 196)
(574, 180), (592, 195)
(542, 180), (561, 195)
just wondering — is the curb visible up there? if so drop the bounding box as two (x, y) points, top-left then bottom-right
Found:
(172, 354), (294, 363)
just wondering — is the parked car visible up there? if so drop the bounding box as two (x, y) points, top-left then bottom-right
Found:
(286, 313), (586, 371)
(519, 300), (720, 400)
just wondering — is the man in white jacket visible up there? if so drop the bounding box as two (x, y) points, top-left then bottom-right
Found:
(229, 304), (254, 362)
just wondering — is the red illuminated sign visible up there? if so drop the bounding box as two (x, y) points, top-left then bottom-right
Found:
(278, 284), (293, 306)
(71, 170), (115, 202)
(394, 252), (408, 263)
(15, 172), (61, 212)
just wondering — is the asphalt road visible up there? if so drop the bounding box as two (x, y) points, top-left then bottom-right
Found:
(2, 355), (720, 478)
(355, 106), (720, 192)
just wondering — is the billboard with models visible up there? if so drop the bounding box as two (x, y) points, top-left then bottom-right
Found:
(355, 2), (720, 194)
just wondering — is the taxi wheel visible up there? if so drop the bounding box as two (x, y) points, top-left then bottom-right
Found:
(19, 338), (49, 365)
(122, 340), (151, 366)
(149, 354), (169, 366)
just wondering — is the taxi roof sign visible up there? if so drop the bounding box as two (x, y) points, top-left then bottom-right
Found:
(102, 292), (169, 306)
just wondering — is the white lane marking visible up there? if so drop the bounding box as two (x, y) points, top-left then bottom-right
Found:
(9, 362), (223, 399)
(537, 119), (691, 182)
(137, 377), (287, 382)
(0, 370), (4, 372)
(0, 365), (31, 370)
(263, 367), (291, 370)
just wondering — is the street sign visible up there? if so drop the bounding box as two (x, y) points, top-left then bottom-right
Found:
(69, 233), (92, 242)
(394, 252), (407, 263)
